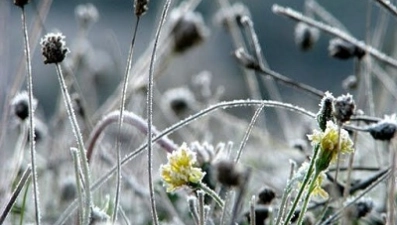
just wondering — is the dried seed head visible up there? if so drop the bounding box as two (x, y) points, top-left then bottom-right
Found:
(90, 206), (110, 224)
(134, 0), (149, 17)
(215, 160), (245, 187)
(355, 198), (374, 218)
(333, 93), (355, 123)
(367, 115), (397, 141)
(234, 47), (260, 70)
(316, 91), (335, 131)
(328, 38), (365, 60)
(170, 9), (209, 53)
(257, 187), (276, 205)
(14, 0), (29, 7)
(60, 177), (77, 202)
(75, 3), (99, 29)
(11, 91), (37, 121)
(214, 3), (251, 29)
(41, 33), (69, 64)
(342, 75), (358, 90)
(162, 87), (197, 116)
(294, 22), (320, 51)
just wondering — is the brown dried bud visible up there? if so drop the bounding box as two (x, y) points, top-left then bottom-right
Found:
(134, 0), (149, 17)
(333, 93), (355, 123)
(14, 0), (29, 7)
(41, 33), (69, 64)
(11, 91), (37, 121)
(170, 9), (209, 53)
(294, 22), (320, 51)
(216, 160), (244, 187)
(328, 38), (365, 60)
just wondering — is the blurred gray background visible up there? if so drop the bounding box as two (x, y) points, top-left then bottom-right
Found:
(1, 0), (392, 126)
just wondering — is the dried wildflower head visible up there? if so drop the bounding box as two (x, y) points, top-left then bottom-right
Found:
(170, 9), (209, 53)
(328, 38), (365, 60)
(345, 197), (374, 219)
(333, 93), (355, 123)
(134, 0), (149, 17)
(214, 3), (251, 29)
(162, 87), (197, 116)
(257, 187), (276, 205)
(160, 143), (205, 192)
(215, 160), (245, 187)
(368, 114), (397, 141)
(41, 32), (69, 64)
(294, 22), (320, 51)
(60, 176), (76, 202)
(75, 3), (99, 29)
(308, 121), (354, 172)
(14, 0), (29, 7)
(11, 91), (37, 121)
(244, 205), (270, 225)
(317, 91), (335, 131)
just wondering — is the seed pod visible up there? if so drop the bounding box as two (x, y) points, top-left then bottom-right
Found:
(134, 0), (149, 17)
(216, 160), (244, 187)
(333, 93), (355, 123)
(329, 38), (366, 60)
(170, 10), (209, 53)
(316, 92), (335, 131)
(294, 22), (320, 51)
(14, 0), (29, 7)
(41, 33), (69, 64)
(368, 121), (397, 141)
(257, 187), (276, 205)
(11, 91), (37, 121)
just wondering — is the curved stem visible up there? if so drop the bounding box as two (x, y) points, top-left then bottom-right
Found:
(55, 64), (92, 225)
(114, 14), (141, 223)
(21, 7), (40, 225)
(198, 182), (224, 208)
(147, 1), (171, 225)
(86, 111), (177, 162)
(296, 171), (320, 225)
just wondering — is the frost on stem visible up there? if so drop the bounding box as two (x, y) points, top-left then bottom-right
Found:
(40, 33), (69, 64)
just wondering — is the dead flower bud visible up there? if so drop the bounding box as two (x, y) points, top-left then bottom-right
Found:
(11, 91), (37, 121)
(215, 160), (245, 187)
(367, 115), (397, 141)
(75, 3), (99, 29)
(41, 32), (69, 64)
(294, 22), (320, 51)
(14, 0), (29, 7)
(257, 186), (276, 205)
(214, 3), (251, 29)
(316, 91), (335, 131)
(170, 9), (209, 53)
(328, 38), (365, 60)
(333, 93), (355, 123)
(134, 0), (149, 17)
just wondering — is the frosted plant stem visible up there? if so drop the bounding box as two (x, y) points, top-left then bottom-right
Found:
(235, 103), (265, 162)
(284, 144), (319, 225)
(20, 7), (40, 225)
(373, 0), (397, 17)
(249, 196), (256, 225)
(387, 140), (396, 225)
(275, 161), (295, 225)
(70, 148), (84, 225)
(147, 1), (171, 224)
(56, 99), (316, 225)
(296, 171), (320, 225)
(0, 165), (32, 224)
(114, 15), (141, 224)
(272, 4), (397, 69)
(55, 64), (92, 225)
(198, 183), (225, 208)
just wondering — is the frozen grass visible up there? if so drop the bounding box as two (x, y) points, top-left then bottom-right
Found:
(1, 0), (397, 225)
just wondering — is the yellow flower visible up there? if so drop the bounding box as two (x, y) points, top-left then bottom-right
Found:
(311, 173), (328, 199)
(160, 143), (205, 192)
(308, 121), (354, 172)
